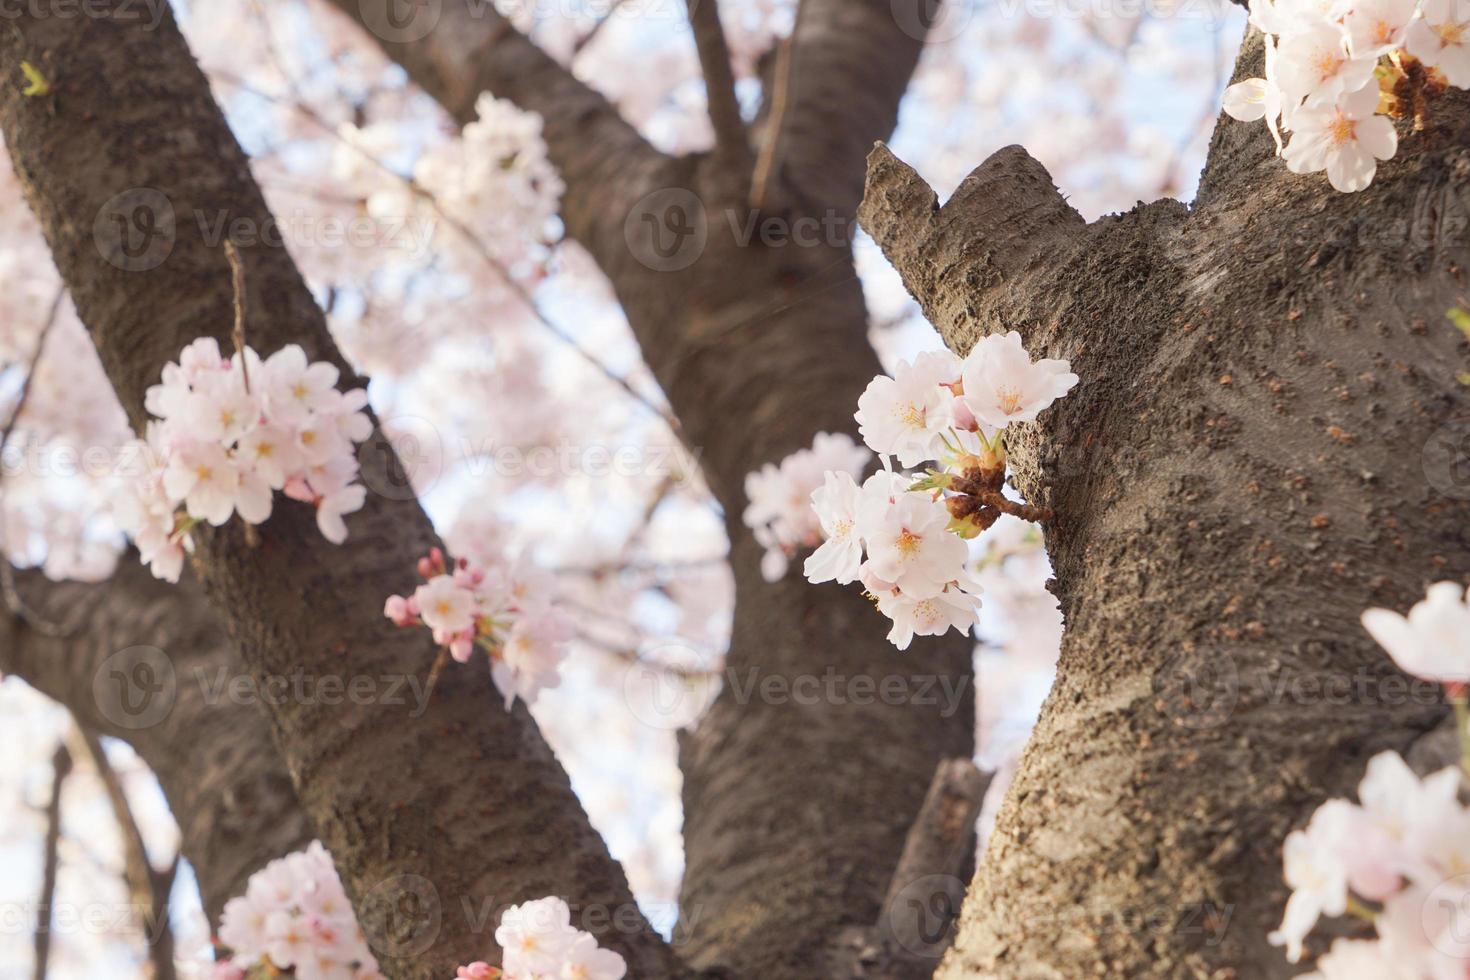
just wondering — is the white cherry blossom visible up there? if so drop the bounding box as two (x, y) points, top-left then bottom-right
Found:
(960, 331), (1079, 431)
(1406, 0), (1470, 85)
(1362, 581), (1470, 684)
(1283, 82), (1397, 193)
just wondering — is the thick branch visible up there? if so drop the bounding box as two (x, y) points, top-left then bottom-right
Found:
(859, 142), (1084, 340)
(773, 0), (933, 219)
(0, 562), (313, 926)
(686, 0), (752, 187)
(0, 9), (679, 978)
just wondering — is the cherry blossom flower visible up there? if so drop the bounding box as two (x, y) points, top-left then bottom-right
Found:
(1342, 0), (1419, 55)
(1222, 36), (1288, 153)
(959, 331), (1078, 431)
(495, 897), (581, 976)
(1301, 938), (1410, 979)
(386, 550), (573, 709)
(494, 606), (573, 709)
(1270, 800), (1355, 962)
(854, 351), (960, 467)
(804, 470), (864, 585)
(560, 931), (629, 980)
(1283, 82), (1397, 193)
(743, 431), (870, 582)
(122, 338), (373, 578)
(876, 585), (981, 650)
(455, 964), (498, 980)
(415, 574), (477, 633)
(1276, 20), (1376, 108)
(864, 491), (969, 599)
(164, 440), (243, 526)
(264, 343), (341, 425)
(1406, 0), (1470, 86)
(1362, 581), (1470, 684)
(217, 841), (384, 980)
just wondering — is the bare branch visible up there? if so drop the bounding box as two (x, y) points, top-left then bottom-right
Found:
(686, 0), (752, 187)
(0, 289), (72, 637)
(69, 726), (178, 980)
(32, 743), (70, 980)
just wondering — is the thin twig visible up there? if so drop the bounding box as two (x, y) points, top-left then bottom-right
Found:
(686, 0), (752, 184)
(32, 742), (71, 980)
(69, 726), (178, 980)
(225, 240), (250, 392)
(1, 289), (75, 638)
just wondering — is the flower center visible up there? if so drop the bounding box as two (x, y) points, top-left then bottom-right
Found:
(1312, 50), (1342, 82)
(1328, 113), (1355, 146)
(1440, 19), (1466, 43)
(897, 401), (926, 428)
(833, 518), (853, 538)
(997, 386), (1023, 415)
(915, 598), (939, 625)
(292, 382), (309, 400)
(896, 528), (921, 556)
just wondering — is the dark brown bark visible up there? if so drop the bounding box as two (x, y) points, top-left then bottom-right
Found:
(0, 8), (677, 978)
(860, 29), (1470, 977)
(0, 561), (313, 927)
(32, 743), (69, 980)
(324, 2), (975, 975)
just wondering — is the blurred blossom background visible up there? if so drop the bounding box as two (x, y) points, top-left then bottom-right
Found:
(0, 0), (1243, 973)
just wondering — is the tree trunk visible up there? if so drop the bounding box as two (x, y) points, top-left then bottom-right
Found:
(859, 29), (1470, 978)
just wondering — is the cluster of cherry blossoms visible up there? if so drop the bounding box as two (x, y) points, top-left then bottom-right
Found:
(1222, 0), (1470, 192)
(1270, 582), (1470, 976)
(384, 547), (574, 709)
(213, 841), (383, 980)
(744, 332), (1076, 649)
(741, 431), (871, 582)
(115, 338), (371, 582)
(452, 896), (627, 980)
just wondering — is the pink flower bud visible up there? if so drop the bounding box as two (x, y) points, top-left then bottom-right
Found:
(456, 964), (496, 980)
(450, 633), (474, 663)
(417, 557), (434, 578)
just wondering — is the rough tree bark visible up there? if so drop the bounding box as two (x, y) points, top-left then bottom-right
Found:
(0, 562), (312, 926)
(859, 29), (1470, 979)
(325, 2), (976, 975)
(0, 7), (680, 977)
